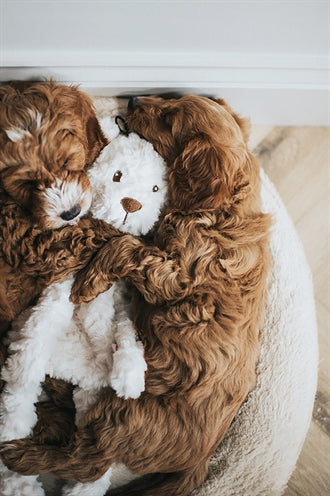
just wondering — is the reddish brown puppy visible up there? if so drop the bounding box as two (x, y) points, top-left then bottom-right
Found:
(0, 80), (120, 367)
(0, 95), (271, 496)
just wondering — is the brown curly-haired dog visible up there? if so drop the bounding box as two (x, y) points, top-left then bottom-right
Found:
(0, 80), (119, 369)
(0, 95), (271, 496)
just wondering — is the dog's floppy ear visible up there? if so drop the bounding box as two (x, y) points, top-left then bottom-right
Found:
(169, 137), (232, 212)
(212, 98), (251, 143)
(76, 90), (109, 166)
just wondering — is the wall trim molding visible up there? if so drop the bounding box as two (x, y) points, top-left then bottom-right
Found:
(2, 51), (327, 69)
(1, 52), (328, 125)
(1, 52), (327, 89)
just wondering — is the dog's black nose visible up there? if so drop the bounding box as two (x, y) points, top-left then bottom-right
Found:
(60, 205), (81, 221)
(128, 96), (138, 110)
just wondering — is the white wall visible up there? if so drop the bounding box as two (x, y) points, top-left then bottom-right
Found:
(0, 0), (328, 125)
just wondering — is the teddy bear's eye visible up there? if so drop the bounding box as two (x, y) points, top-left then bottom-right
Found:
(152, 185), (159, 192)
(113, 170), (122, 182)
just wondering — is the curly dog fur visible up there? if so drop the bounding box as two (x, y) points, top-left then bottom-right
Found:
(0, 80), (118, 377)
(0, 95), (271, 496)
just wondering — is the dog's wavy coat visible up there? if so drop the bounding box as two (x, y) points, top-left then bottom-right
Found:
(0, 81), (118, 357)
(0, 96), (271, 496)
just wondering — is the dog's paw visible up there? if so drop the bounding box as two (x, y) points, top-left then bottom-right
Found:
(0, 441), (17, 455)
(0, 440), (23, 469)
(70, 273), (97, 304)
(70, 268), (115, 305)
(70, 289), (94, 305)
(111, 348), (147, 399)
(0, 439), (42, 475)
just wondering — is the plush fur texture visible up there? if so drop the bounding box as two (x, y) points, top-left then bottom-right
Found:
(0, 115), (168, 496)
(0, 95), (271, 496)
(0, 80), (121, 373)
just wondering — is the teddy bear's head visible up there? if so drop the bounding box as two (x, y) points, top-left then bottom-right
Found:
(88, 121), (168, 236)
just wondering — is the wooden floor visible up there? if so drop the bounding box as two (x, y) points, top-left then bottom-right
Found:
(249, 125), (329, 496)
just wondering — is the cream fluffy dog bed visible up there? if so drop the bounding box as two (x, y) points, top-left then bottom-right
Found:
(191, 168), (318, 496)
(37, 97), (318, 495)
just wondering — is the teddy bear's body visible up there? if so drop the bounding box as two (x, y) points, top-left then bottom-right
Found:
(0, 117), (168, 496)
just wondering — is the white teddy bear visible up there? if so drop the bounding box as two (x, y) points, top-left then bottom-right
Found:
(0, 112), (168, 496)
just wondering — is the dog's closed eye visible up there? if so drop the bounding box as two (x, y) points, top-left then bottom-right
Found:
(24, 180), (38, 189)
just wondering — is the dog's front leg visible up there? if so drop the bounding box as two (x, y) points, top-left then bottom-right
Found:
(71, 234), (190, 305)
(21, 218), (123, 283)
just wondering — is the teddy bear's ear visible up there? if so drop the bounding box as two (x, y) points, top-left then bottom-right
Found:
(115, 116), (129, 136)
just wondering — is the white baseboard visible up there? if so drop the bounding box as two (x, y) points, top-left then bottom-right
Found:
(1, 52), (328, 125)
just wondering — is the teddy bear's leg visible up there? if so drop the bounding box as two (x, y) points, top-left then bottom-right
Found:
(76, 289), (115, 357)
(111, 282), (147, 399)
(73, 288), (117, 389)
(52, 299), (114, 391)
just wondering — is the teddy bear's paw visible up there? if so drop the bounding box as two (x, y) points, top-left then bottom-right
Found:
(110, 348), (147, 399)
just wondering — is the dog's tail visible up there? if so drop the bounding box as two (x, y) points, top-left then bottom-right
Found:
(107, 461), (209, 496)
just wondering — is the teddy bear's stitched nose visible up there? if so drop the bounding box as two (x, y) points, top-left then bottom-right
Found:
(121, 197), (142, 214)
